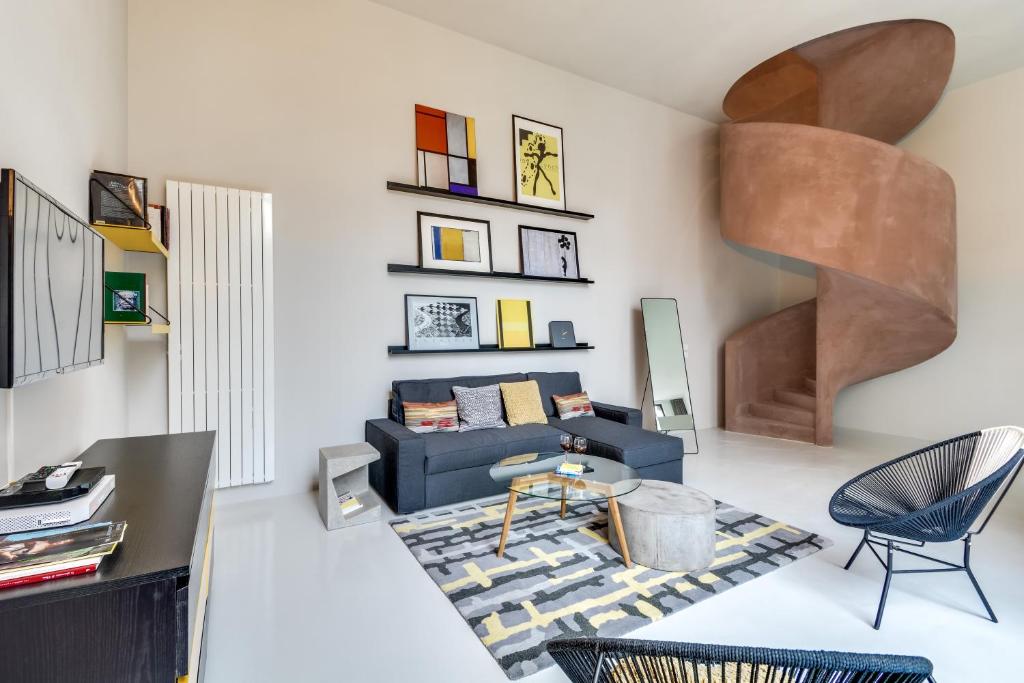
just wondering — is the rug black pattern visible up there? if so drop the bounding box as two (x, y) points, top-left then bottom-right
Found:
(391, 495), (830, 679)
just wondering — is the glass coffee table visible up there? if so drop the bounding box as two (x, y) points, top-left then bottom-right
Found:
(489, 452), (641, 567)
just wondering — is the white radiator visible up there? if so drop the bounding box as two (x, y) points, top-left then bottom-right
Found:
(167, 181), (275, 488)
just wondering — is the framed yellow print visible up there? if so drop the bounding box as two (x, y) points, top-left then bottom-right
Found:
(513, 115), (566, 211)
(496, 299), (534, 349)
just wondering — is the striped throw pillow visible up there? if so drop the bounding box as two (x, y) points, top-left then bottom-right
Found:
(403, 400), (459, 433)
(552, 392), (595, 420)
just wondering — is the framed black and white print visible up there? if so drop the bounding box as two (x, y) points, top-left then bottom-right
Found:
(519, 225), (580, 279)
(513, 115), (566, 211)
(417, 212), (493, 273)
(405, 294), (480, 351)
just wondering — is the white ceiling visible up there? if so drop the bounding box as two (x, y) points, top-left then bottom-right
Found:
(371, 0), (1024, 122)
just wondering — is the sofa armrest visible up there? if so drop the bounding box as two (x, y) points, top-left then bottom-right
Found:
(366, 418), (426, 514)
(591, 402), (642, 427)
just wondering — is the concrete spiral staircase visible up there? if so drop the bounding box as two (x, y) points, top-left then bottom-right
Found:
(720, 20), (958, 446)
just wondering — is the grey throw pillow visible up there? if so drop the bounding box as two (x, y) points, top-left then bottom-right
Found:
(452, 384), (507, 432)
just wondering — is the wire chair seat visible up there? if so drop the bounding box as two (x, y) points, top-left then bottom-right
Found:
(547, 637), (935, 683)
(828, 426), (1024, 628)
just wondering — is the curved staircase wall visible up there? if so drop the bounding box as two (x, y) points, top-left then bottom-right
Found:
(720, 20), (958, 446)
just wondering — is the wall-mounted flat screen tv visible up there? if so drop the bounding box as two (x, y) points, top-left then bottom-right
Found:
(0, 169), (105, 388)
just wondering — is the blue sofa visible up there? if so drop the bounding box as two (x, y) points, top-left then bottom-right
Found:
(366, 371), (684, 513)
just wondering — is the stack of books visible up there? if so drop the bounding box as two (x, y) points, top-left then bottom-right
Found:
(0, 521), (127, 590)
(555, 462), (586, 478)
(337, 491), (363, 515)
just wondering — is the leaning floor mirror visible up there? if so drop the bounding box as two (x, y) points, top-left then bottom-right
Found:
(641, 298), (698, 454)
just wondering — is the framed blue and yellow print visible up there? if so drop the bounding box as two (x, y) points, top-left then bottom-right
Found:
(417, 212), (493, 273)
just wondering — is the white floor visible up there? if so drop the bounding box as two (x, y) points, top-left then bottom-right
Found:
(204, 428), (1023, 682)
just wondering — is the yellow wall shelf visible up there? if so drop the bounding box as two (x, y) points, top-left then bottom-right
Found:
(105, 321), (170, 335)
(92, 223), (168, 258)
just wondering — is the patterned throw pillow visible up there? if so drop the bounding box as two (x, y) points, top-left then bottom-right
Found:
(499, 380), (548, 426)
(452, 385), (507, 432)
(403, 400), (459, 433)
(552, 391), (595, 420)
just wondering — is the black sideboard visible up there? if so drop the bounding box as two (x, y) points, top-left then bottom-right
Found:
(0, 431), (216, 683)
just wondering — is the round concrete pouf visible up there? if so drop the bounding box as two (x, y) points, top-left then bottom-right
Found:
(608, 480), (716, 572)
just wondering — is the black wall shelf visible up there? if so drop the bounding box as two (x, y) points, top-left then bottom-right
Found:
(388, 343), (594, 356)
(387, 263), (594, 284)
(386, 182), (595, 221)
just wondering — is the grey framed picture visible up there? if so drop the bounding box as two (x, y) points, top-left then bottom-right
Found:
(549, 321), (576, 348)
(519, 225), (580, 279)
(405, 294), (480, 351)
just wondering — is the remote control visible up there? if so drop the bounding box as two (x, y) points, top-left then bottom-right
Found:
(45, 462), (83, 490)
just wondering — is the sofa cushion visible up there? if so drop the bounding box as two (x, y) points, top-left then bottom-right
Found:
(527, 371), (583, 416)
(452, 384), (507, 432)
(423, 423), (564, 474)
(548, 416), (682, 470)
(499, 380), (548, 426)
(392, 373), (527, 422)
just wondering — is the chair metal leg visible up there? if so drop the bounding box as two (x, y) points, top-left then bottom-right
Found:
(963, 535), (998, 623)
(873, 540), (894, 630)
(844, 530), (869, 570)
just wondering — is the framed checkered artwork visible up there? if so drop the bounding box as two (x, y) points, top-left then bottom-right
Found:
(416, 104), (478, 196)
(405, 294), (480, 351)
(418, 212), (492, 273)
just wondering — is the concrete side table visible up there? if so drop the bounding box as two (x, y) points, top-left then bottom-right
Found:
(318, 442), (382, 530)
(608, 480), (716, 572)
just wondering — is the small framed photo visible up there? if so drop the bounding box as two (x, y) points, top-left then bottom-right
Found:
(417, 212), (493, 273)
(513, 115), (566, 211)
(519, 225), (580, 279)
(548, 321), (576, 348)
(405, 294), (480, 351)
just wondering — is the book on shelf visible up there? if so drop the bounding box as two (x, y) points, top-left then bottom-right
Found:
(0, 520), (127, 590)
(337, 491), (362, 515)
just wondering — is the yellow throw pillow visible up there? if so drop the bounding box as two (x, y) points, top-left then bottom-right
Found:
(499, 380), (548, 426)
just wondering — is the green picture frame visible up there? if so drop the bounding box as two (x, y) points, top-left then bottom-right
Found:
(104, 271), (147, 324)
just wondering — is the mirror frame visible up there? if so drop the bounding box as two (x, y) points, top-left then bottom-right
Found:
(641, 297), (699, 454)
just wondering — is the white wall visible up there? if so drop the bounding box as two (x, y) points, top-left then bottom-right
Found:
(122, 0), (781, 500)
(834, 66), (1024, 439)
(0, 0), (136, 482)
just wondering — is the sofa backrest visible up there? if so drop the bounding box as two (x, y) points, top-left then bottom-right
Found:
(391, 372), (528, 423)
(527, 371), (583, 417)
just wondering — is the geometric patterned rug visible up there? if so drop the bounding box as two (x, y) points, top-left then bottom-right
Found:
(391, 494), (831, 679)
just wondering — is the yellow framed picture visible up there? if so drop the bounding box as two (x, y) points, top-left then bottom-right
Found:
(496, 299), (534, 349)
(513, 115), (566, 211)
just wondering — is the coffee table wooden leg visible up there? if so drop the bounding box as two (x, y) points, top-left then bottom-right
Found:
(496, 490), (518, 559)
(560, 483), (568, 519)
(608, 497), (632, 568)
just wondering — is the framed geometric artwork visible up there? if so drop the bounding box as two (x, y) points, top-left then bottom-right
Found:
(519, 225), (579, 279)
(104, 271), (147, 323)
(416, 104), (478, 196)
(405, 294), (480, 351)
(496, 299), (534, 349)
(418, 212), (493, 273)
(513, 115), (566, 211)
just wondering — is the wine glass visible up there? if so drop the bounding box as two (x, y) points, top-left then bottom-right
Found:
(559, 434), (573, 463)
(573, 437), (587, 465)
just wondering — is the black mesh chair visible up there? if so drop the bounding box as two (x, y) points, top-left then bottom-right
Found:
(830, 426), (1024, 629)
(547, 637), (935, 683)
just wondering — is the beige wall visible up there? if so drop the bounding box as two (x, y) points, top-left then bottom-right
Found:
(0, 0), (135, 482)
(122, 0), (781, 499)
(834, 66), (1024, 438)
